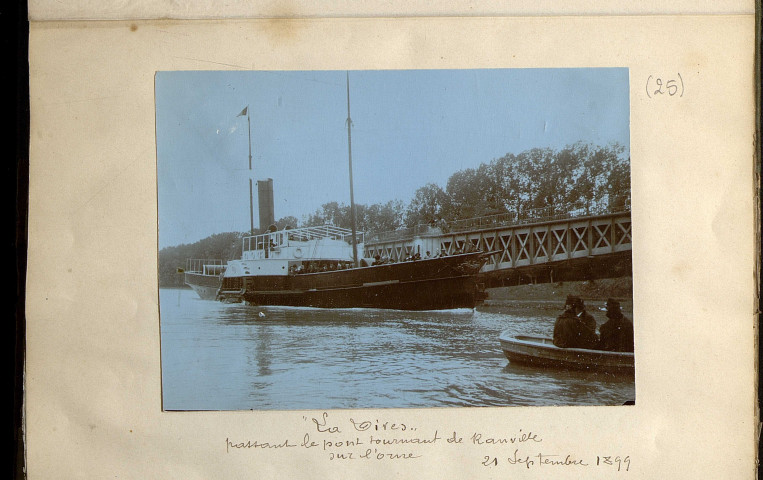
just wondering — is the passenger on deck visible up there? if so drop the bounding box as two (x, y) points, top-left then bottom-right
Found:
(552, 295), (599, 349)
(598, 298), (634, 352)
(413, 252), (421, 260)
(424, 251), (432, 259)
(372, 254), (382, 266)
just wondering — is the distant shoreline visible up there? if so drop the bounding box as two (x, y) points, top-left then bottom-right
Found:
(485, 276), (633, 303)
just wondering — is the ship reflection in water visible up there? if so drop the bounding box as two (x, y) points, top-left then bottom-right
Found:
(160, 288), (635, 411)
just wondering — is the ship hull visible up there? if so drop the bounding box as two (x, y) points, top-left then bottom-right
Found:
(245, 275), (480, 310)
(221, 252), (486, 310)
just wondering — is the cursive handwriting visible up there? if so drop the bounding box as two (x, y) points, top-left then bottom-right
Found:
(350, 417), (412, 432)
(311, 412), (340, 433)
(471, 429), (542, 445)
(483, 449), (630, 472)
(226, 437), (297, 453)
(369, 430), (440, 445)
(223, 413), (631, 468)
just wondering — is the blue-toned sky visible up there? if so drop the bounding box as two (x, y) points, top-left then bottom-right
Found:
(156, 69), (629, 248)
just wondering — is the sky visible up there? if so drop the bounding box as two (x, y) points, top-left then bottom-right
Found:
(156, 69), (629, 249)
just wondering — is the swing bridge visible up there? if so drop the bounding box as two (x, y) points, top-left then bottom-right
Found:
(363, 209), (632, 286)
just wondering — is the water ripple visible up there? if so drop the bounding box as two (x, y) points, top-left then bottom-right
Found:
(160, 289), (635, 410)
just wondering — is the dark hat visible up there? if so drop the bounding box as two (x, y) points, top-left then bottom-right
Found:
(606, 298), (621, 309)
(565, 295), (584, 307)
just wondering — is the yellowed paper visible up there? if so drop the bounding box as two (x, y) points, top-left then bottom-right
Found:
(26, 0), (756, 21)
(27, 16), (757, 479)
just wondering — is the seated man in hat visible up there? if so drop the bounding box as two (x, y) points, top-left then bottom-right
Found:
(598, 298), (634, 352)
(553, 295), (599, 349)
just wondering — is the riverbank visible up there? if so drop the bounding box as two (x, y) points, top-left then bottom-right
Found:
(485, 276), (632, 304)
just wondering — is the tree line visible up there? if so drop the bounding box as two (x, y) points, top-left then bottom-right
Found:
(158, 141), (629, 287)
(304, 141), (629, 229)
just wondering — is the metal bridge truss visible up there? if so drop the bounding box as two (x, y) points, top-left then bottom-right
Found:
(364, 212), (631, 273)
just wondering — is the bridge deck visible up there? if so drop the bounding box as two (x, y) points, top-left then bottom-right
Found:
(364, 211), (632, 275)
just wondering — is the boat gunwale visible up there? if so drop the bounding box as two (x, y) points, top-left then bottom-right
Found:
(499, 332), (634, 359)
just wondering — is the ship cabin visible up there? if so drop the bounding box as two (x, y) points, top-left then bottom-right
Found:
(236, 225), (366, 276)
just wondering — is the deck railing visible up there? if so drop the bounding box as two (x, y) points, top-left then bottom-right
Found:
(242, 224), (365, 253)
(186, 259), (225, 274)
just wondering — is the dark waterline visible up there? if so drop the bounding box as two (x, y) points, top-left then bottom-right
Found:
(159, 288), (635, 411)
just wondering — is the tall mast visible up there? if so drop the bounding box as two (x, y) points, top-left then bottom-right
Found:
(247, 108), (254, 236)
(346, 72), (359, 268)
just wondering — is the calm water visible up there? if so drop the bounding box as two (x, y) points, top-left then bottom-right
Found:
(160, 288), (635, 411)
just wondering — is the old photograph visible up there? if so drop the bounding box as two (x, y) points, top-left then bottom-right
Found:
(26, 12), (757, 479)
(156, 68), (633, 411)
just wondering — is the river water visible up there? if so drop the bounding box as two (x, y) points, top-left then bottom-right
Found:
(160, 288), (635, 411)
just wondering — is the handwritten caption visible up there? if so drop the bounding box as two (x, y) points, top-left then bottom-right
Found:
(224, 412), (630, 472)
(646, 73), (685, 98)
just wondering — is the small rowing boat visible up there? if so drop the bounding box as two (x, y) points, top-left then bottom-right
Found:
(498, 332), (634, 374)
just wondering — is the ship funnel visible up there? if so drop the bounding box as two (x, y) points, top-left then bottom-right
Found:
(257, 178), (275, 232)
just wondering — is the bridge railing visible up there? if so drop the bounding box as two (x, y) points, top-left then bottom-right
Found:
(366, 199), (630, 244)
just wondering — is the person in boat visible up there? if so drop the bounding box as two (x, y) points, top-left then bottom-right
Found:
(424, 250), (432, 259)
(372, 254), (382, 266)
(598, 298), (634, 352)
(553, 295), (599, 349)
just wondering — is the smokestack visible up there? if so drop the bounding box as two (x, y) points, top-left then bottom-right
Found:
(257, 178), (275, 232)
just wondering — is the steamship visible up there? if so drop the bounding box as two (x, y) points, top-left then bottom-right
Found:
(187, 72), (488, 309)
(216, 224), (488, 310)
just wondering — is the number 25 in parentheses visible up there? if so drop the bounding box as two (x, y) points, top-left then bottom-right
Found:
(646, 73), (684, 98)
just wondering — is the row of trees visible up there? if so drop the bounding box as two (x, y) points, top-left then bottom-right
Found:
(302, 200), (406, 234)
(305, 142), (630, 230)
(159, 142), (629, 286)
